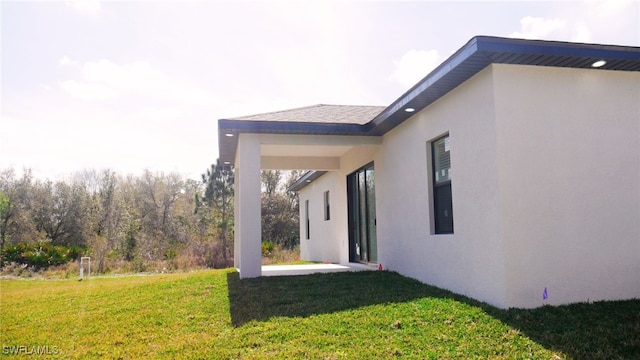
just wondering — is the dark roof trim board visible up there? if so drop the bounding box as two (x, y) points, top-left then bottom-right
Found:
(288, 171), (328, 192)
(218, 35), (640, 164)
(366, 36), (640, 135)
(219, 118), (371, 135)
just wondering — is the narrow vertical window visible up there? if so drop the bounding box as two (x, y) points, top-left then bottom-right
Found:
(324, 191), (330, 221)
(432, 134), (454, 234)
(305, 200), (310, 239)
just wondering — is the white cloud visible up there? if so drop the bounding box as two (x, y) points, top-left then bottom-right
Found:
(56, 58), (217, 104)
(0, 113), (93, 180)
(585, 0), (635, 17)
(389, 49), (442, 88)
(59, 79), (118, 101)
(59, 56), (79, 67)
(65, 0), (102, 14)
(82, 60), (169, 94)
(509, 16), (568, 40)
(571, 22), (592, 43)
(509, 2), (639, 45)
(131, 107), (184, 122)
(580, 0), (638, 45)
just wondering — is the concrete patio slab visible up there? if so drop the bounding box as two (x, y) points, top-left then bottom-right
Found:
(261, 263), (376, 276)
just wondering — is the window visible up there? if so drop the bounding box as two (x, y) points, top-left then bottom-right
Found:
(324, 191), (330, 221)
(305, 200), (310, 240)
(432, 134), (454, 234)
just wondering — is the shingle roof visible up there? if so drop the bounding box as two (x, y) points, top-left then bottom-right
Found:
(230, 104), (385, 125)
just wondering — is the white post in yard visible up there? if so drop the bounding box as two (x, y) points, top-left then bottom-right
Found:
(80, 257), (91, 280)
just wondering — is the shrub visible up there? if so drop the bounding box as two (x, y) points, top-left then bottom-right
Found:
(261, 241), (275, 256)
(130, 258), (147, 273)
(1, 242), (84, 270)
(262, 244), (300, 265)
(203, 241), (233, 269)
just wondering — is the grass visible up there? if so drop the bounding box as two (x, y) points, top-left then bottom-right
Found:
(1, 269), (638, 359)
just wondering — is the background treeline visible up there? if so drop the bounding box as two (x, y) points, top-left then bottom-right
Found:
(260, 170), (303, 258)
(0, 165), (302, 275)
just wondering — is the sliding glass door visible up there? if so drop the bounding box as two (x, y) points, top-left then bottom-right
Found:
(347, 163), (377, 263)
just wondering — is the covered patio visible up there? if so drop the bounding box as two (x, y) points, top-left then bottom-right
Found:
(218, 104), (385, 278)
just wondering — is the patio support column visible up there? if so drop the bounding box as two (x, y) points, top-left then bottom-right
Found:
(233, 165), (241, 270)
(234, 134), (262, 278)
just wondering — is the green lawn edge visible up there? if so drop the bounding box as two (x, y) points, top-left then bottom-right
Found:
(1, 269), (638, 359)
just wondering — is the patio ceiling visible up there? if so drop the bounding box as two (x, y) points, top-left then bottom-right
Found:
(261, 144), (354, 158)
(253, 134), (382, 170)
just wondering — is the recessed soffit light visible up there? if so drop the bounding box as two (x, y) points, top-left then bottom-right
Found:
(225, 133), (234, 137)
(591, 60), (607, 68)
(405, 107), (415, 113)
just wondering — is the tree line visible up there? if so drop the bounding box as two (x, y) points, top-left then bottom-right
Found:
(0, 164), (302, 273)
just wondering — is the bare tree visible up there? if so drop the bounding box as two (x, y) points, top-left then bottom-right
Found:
(261, 170), (300, 248)
(0, 166), (228, 271)
(0, 189), (11, 267)
(25, 179), (88, 247)
(261, 170), (281, 197)
(79, 170), (128, 273)
(136, 170), (184, 260)
(0, 170), (17, 265)
(0, 170), (39, 254)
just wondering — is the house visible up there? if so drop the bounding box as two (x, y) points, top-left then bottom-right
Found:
(218, 36), (640, 309)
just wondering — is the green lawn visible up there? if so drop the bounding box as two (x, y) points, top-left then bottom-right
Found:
(1, 269), (638, 359)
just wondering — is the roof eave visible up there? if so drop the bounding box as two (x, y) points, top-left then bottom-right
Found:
(367, 36), (640, 136)
(287, 171), (328, 192)
(367, 36), (486, 135)
(218, 120), (373, 164)
(218, 36), (640, 164)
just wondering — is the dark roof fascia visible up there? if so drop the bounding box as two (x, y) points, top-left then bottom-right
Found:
(218, 119), (373, 135)
(367, 36), (484, 135)
(476, 36), (640, 61)
(288, 171), (328, 192)
(366, 36), (640, 136)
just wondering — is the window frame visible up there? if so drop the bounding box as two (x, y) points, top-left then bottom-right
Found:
(431, 134), (454, 235)
(324, 191), (330, 221)
(305, 199), (310, 240)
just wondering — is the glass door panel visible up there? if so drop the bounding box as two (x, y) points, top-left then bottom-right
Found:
(366, 168), (377, 263)
(348, 163), (377, 263)
(358, 171), (368, 262)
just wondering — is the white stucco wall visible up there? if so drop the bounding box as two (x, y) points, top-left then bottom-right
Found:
(299, 146), (379, 265)
(493, 64), (640, 308)
(375, 64), (640, 308)
(375, 65), (509, 308)
(298, 172), (343, 263)
(296, 64), (640, 309)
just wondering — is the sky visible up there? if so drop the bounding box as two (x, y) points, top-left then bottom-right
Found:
(1, 0), (639, 181)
